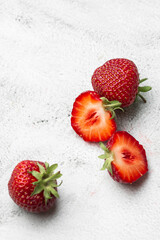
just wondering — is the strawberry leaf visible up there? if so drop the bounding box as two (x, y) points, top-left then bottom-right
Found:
(139, 78), (148, 83)
(99, 142), (109, 152)
(46, 164), (58, 175)
(43, 172), (62, 183)
(31, 184), (44, 196)
(98, 154), (107, 159)
(50, 180), (63, 188)
(45, 162), (49, 169)
(29, 171), (42, 180)
(48, 186), (60, 198)
(37, 162), (46, 174)
(101, 159), (113, 175)
(44, 188), (52, 205)
(99, 142), (114, 175)
(137, 78), (152, 103)
(138, 86), (152, 92)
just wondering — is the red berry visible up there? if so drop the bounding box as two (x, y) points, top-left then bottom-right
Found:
(8, 160), (62, 213)
(71, 91), (119, 142)
(99, 131), (148, 183)
(92, 58), (151, 107)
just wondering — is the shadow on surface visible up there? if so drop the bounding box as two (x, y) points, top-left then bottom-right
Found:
(116, 100), (148, 130)
(117, 171), (149, 193)
(26, 201), (60, 222)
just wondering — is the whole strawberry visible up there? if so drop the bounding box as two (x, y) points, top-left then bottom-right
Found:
(8, 160), (62, 213)
(92, 58), (151, 107)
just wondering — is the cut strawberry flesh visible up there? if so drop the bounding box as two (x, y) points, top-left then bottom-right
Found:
(85, 110), (100, 126)
(108, 131), (148, 183)
(71, 91), (116, 142)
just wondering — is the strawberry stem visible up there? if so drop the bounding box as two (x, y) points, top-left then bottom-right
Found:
(137, 93), (147, 103)
(100, 97), (124, 119)
(136, 78), (152, 103)
(98, 142), (114, 175)
(29, 162), (62, 204)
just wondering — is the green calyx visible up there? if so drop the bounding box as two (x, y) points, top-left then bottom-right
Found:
(29, 162), (62, 205)
(98, 142), (114, 175)
(100, 97), (124, 119)
(136, 78), (152, 103)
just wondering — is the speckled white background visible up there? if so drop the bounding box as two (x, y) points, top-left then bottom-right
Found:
(0, 0), (159, 239)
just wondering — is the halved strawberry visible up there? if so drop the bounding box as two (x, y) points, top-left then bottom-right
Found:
(71, 91), (122, 142)
(99, 131), (148, 183)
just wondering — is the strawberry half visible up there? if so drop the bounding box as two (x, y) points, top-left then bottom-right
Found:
(99, 131), (148, 183)
(71, 91), (122, 142)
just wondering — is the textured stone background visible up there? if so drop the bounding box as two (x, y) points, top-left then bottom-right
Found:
(0, 0), (159, 239)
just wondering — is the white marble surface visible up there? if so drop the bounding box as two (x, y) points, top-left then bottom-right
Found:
(0, 0), (160, 239)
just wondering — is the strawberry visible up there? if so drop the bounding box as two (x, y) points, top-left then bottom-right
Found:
(91, 58), (151, 107)
(71, 91), (123, 142)
(8, 160), (62, 213)
(99, 131), (148, 183)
